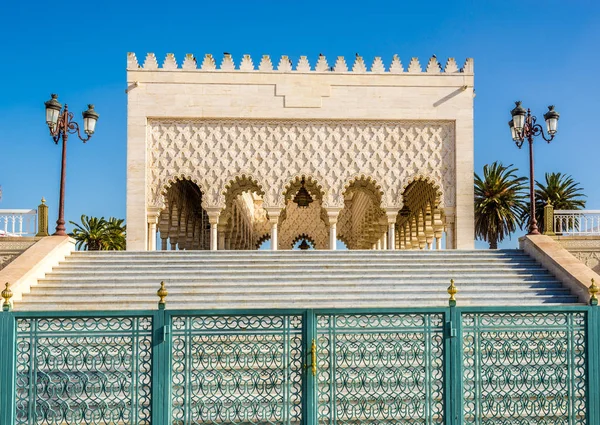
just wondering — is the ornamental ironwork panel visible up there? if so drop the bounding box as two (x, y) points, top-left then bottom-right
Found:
(170, 314), (304, 425)
(14, 316), (153, 425)
(462, 311), (587, 424)
(316, 312), (445, 425)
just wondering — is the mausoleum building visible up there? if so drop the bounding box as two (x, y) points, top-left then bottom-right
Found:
(125, 52), (475, 251)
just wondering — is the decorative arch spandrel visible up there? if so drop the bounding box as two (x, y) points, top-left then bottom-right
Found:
(147, 119), (455, 213)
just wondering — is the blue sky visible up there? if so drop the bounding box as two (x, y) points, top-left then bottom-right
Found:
(0, 0), (598, 248)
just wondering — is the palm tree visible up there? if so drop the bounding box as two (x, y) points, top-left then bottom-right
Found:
(528, 172), (586, 233)
(475, 162), (528, 249)
(69, 215), (127, 250)
(103, 217), (127, 250)
(69, 215), (107, 250)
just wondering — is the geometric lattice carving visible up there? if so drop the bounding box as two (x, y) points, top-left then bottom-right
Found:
(148, 119), (455, 211)
(279, 200), (329, 249)
(462, 312), (587, 425)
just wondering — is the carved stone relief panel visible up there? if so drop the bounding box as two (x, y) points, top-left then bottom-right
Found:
(0, 240), (36, 271)
(279, 200), (330, 250)
(0, 254), (18, 270)
(148, 119), (455, 211)
(570, 251), (600, 274)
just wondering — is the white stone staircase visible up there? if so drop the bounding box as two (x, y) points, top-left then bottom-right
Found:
(13, 249), (581, 310)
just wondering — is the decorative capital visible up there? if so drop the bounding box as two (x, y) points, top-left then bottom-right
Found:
(157, 281), (168, 308)
(589, 279), (598, 306)
(447, 279), (457, 307)
(2, 282), (13, 311)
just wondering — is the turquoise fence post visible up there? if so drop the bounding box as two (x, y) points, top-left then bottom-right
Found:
(303, 309), (316, 425)
(446, 279), (461, 425)
(588, 280), (599, 425)
(1, 283), (16, 425)
(151, 281), (169, 424)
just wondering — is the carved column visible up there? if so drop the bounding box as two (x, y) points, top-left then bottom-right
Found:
(218, 227), (226, 250)
(433, 209), (444, 250)
(424, 205), (434, 249)
(402, 223), (410, 249)
(147, 208), (160, 251)
(417, 210), (427, 250)
(326, 208), (341, 250)
(206, 209), (221, 251)
(266, 209), (281, 251)
(410, 217), (419, 249)
(385, 209), (399, 250)
(444, 208), (455, 249)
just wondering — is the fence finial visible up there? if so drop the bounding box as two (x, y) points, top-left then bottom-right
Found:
(157, 281), (168, 309)
(2, 282), (13, 311)
(447, 279), (457, 307)
(589, 278), (598, 306)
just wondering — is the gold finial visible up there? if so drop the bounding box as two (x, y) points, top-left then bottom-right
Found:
(589, 278), (598, 306)
(41, 197), (46, 204)
(447, 279), (457, 306)
(2, 282), (13, 311)
(157, 281), (168, 307)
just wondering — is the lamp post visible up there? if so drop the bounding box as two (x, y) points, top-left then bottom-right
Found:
(44, 94), (99, 236)
(509, 101), (559, 235)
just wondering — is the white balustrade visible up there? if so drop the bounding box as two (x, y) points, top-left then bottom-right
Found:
(554, 210), (600, 236)
(0, 209), (38, 237)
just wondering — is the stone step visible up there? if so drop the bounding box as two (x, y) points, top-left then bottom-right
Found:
(68, 255), (531, 260)
(39, 270), (556, 284)
(15, 249), (580, 309)
(18, 295), (581, 311)
(45, 267), (555, 276)
(62, 257), (535, 265)
(64, 257), (534, 264)
(69, 249), (527, 255)
(34, 280), (566, 290)
(32, 288), (570, 303)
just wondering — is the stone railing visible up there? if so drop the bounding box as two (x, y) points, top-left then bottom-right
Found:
(542, 205), (600, 274)
(553, 210), (600, 236)
(0, 199), (49, 238)
(0, 210), (37, 237)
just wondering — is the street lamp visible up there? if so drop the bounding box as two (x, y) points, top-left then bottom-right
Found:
(44, 94), (99, 236)
(509, 101), (559, 235)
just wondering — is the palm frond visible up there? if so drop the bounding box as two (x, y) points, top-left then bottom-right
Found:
(474, 162), (528, 249)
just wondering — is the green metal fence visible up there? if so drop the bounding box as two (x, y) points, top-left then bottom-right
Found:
(1, 294), (599, 424)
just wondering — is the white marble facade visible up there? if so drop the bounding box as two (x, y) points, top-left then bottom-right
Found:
(126, 52), (475, 250)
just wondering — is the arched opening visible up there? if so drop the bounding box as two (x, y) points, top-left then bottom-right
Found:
(278, 175), (329, 250)
(157, 179), (209, 250)
(397, 178), (445, 250)
(218, 176), (269, 250)
(291, 234), (316, 250)
(338, 176), (386, 249)
(336, 238), (349, 250)
(255, 234), (271, 250)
